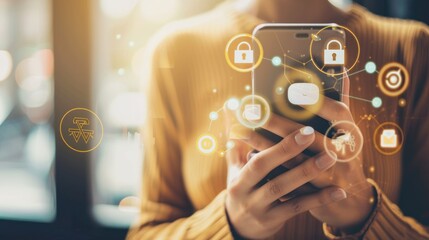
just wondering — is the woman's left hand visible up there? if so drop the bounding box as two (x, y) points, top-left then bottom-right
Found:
(301, 73), (375, 231)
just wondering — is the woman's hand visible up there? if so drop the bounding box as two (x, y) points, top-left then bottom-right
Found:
(302, 74), (375, 231)
(226, 73), (375, 234)
(225, 125), (347, 239)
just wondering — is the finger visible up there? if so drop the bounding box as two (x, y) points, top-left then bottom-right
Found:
(263, 113), (303, 137)
(267, 187), (347, 223)
(301, 95), (353, 122)
(230, 124), (276, 151)
(226, 139), (250, 167)
(341, 70), (350, 107)
(263, 113), (326, 151)
(223, 104), (237, 135)
(229, 112), (324, 152)
(237, 126), (315, 191)
(251, 151), (337, 205)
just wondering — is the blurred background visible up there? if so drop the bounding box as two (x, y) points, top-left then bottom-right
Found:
(0, 0), (427, 239)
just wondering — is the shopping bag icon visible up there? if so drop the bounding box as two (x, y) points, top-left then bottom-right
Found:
(380, 129), (397, 148)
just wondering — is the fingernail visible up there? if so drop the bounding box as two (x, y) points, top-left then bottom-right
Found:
(331, 189), (347, 201)
(295, 126), (314, 145)
(315, 152), (336, 170)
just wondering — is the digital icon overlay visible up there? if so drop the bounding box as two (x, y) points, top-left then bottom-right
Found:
(324, 121), (363, 162)
(225, 34), (263, 72)
(287, 83), (320, 105)
(380, 129), (398, 148)
(60, 108), (104, 153)
(234, 42), (254, 64)
(309, 25), (360, 76)
(273, 69), (323, 121)
(244, 104), (262, 121)
(373, 122), (403, 155)
(377, 62), (410, 97)
(331, 129), (356, 156)
(197, 135), (217, 154)
(324, 40), (345, 65)
(237, 95), (270, 129)
(68, 117), (95, 144)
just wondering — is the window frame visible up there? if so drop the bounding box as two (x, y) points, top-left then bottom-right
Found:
(0, 0), (128, 238)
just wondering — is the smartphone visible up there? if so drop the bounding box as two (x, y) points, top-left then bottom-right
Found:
(251, 24), (345, 196)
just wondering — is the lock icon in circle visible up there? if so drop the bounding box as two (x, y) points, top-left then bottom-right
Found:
(324, 40), (345, 65)
(234, 41), (254, 64)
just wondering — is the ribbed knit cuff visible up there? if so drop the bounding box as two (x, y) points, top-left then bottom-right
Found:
(323, 178), (379, 240)
(187, 190), (234, 240)
(323, 179), (429, 240)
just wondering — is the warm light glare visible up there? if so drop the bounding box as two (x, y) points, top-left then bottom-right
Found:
(209, 111), (219, 121)
(108, 92), (147, 127)
(118, 196), (140, 212)
(226, 98), (240, 111)
(0, 50), (12, 82)
(15, 50), (54, 109)
(140, 0), (179, 22)
(15, 49), (54, 90)
(19, 77), (52, 109)
(131, 47), (147, 78)
(226, 140), (235, 150)
(100, 0), (138, 19)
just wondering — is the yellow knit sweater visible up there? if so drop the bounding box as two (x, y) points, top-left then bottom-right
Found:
(127, 3), (429, 239)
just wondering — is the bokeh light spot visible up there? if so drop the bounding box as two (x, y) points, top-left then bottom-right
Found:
(365, 61), (377, 74)
(226, 98), (240, 111)
(372, 97), (382, 108)
(209, 111), (218, 121)
(272, 56), (282, 67)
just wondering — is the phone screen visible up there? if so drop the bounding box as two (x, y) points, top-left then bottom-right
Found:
(250, 25), (346, 194)
(253, 24), (346, 144)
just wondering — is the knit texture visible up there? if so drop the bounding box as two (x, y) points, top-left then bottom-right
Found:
(127, 3), (429, 239)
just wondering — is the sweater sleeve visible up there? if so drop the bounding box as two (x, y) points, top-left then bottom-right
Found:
(323, 179), (429, 239)
(126, 31), (233, 240)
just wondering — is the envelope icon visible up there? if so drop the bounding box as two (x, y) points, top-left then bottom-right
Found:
(287, 83), (319, 105)
(243, 104), (261, 121)
(380, 129), (397, 148)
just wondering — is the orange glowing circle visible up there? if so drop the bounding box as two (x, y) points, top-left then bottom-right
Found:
(310, 25), (360, 76)
(373, 122), (404, 156)
(377, 62), (410, 97)
(225, 34), (264, 73)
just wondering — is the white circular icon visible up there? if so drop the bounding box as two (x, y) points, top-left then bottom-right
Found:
(236, 95), (271, 129)
(323, 121), (363, 163)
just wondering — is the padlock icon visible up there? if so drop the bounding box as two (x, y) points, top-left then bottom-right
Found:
(324, 40), (345, 65)
(234, 41), (254, 64)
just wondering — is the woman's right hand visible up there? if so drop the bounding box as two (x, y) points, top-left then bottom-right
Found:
(225, 126), (347, 239)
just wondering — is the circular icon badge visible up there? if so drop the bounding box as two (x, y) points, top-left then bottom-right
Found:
(236, 95), (271, 129)
(273, 68), (324, 121)
(225, 34), (264, 72)
(377, 62), (409, 97)
(197, 135), (217, 154)
(323, 121), (364, 163)
(373, 122), (403, 155)
(310, 25), (360, 76)
(60, 108), (104, 153)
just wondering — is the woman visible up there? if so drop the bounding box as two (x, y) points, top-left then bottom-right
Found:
(128, 0), (429, 239)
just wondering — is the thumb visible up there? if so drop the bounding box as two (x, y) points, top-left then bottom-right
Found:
(223, 103), (251, 172)
(341, 68), (350, 107)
